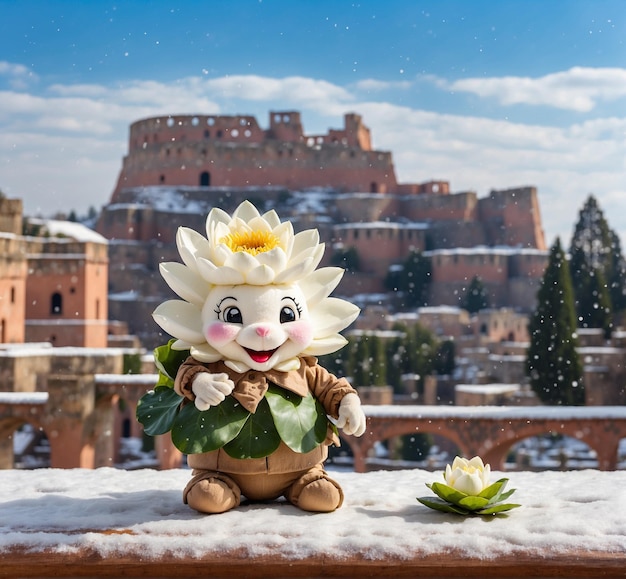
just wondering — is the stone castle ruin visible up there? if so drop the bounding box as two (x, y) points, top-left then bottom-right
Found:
(96, 110), (548, 347)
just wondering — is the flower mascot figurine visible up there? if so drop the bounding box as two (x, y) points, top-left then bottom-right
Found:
(137, 200), (366, 514)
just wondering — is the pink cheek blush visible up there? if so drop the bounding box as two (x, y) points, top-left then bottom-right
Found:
(286, 320), (314, 347)
(205, 322), (240, 346)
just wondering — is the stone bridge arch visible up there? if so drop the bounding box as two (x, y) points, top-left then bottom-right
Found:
(344, 406), (626, 472)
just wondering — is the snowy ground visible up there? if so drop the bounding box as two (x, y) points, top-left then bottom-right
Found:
(1, 467), (625, 562)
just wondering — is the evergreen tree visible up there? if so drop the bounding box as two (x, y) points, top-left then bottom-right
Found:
(385, 250), (431, 308)
(331, 246), (361, 272)
(352, 334), (371, 387)
(585, 268), (612, 338)
(608, 230), (626, 313)
(569, 195), (626, 329)
(434, 339), (456, 376)
(526, 238), (584, 405)
(368, 334), (388, 386)
(462, 276), (489, 313)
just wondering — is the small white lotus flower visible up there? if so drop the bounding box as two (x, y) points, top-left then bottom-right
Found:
(444, 456), (491, 496)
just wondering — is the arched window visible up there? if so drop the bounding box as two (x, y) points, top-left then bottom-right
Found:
(51, 292), (63, 315)
(199, 171), (211, 186)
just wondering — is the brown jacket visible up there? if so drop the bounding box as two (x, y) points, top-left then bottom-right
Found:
(175, 356), (357, 474)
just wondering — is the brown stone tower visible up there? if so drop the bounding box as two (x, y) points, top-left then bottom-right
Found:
(111, 111), (399, 199)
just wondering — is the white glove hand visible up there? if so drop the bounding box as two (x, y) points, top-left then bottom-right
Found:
(336, 392), (366, 437)
(191, 372), (235, 411)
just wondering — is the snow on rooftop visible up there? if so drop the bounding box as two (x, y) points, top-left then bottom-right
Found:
(28, 219), (107, 244)
(0, 392), (48, 404)
(455, 384), (520, 395)
(424, 246), (548, 256)
(1, 467), (624, 561)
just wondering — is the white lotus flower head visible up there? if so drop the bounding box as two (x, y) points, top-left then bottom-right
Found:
(444, 456), (491, 496)
(152, 201), (360, 371)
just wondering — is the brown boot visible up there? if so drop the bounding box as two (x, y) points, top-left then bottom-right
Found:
(286, 466), (344, 513)
(183, 472), (241, 514)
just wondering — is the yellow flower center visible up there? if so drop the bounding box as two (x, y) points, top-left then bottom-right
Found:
(221, 229), (281, 255)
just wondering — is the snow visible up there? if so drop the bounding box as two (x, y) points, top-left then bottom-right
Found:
(362, 404), (626, 420)
(26, 219), (108, 244)
(0, 392), (48, 404)
(1, 467), (625, 560)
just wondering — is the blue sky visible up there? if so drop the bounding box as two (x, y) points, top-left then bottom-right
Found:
(1, 0), (625, 246)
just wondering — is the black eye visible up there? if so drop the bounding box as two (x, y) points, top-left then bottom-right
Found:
(280, 306), (296, 324)
(224, 306), (243, 324)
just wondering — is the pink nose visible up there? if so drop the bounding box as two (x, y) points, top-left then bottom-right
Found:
(255, 326), (270, 337)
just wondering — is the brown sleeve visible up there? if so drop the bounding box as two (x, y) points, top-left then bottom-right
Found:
(305, 362), (358, 418)
(174, 356), (210, 400)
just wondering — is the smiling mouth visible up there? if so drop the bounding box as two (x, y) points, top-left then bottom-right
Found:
(244, 348), (278, 364)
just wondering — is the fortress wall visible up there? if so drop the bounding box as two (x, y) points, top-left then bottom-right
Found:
(478, 187), (546, 249)
(333, 224), (428, 277)
(128, 114), (267, 153)
(428, 220), (488, 248)
(334, 194), (397, 222)
(114, 141), (398, 196)
(399, 191), (478, 222)
(429, 251), (510, 284)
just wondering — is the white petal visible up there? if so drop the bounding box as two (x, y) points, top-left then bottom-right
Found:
(248, 215), (273, 232)
(274, 221), (294, 254)
(255, 247), (287, 272)
(285, 243), (325, 275)
(189, 343), (222, 363)
(302, 334), (348, 356)
(176, 227), (211, 273)
(159, 262), (208, 306)
(212, 242), (232, 266)
(205, 207), (232, 239)
(172, 339), (192, 351)
(212, 222), (232, 246)
(196, 258), (245, 285)
(274, 257), (314, 284)
(152, 300), (204, 344)
(245, 264), (276, 285)
(310, 297), (360, 337)
(468, 456), (485, 470)
(451, 456), (468, 471)
(233, 200), (260, 222)
(224, 250), (260, 273)
(292, 228), (319, 256)
(262, 209), (281, 229)
(299, 267), (344, 308)
(453, 472), (484, 496)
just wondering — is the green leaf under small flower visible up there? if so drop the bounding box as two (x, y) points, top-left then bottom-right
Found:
(419, 476), (521, 516)
(428, 482), (468, 504)
(417, 496), (471, 515)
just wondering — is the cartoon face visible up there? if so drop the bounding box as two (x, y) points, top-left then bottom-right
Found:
(201, 284), (315, 371)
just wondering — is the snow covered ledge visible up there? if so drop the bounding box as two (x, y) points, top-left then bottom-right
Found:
(1, 468), (625, 578)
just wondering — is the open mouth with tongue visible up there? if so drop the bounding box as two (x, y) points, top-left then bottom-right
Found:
(244, 348), (278, 364)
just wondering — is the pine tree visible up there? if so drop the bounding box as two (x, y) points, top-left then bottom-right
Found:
(526, 238), (584, 405)
(385, 250), (431, 308)
(569, 195), (626, 330)
(463, 276), (489, 313)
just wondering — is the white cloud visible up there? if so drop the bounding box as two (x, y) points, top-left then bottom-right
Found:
(443, 67), (626, 112)
(0, 61), (38, 90)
